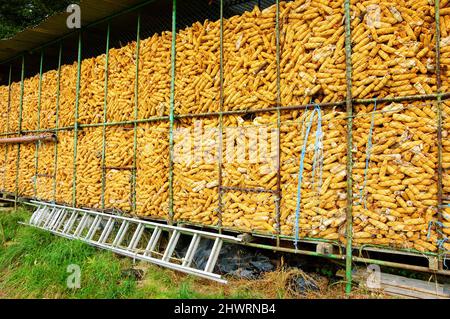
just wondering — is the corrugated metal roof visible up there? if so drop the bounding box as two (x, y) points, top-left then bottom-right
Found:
(0, 0), (150, 63)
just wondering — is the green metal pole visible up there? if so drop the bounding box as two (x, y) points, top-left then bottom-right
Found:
(217, 0), (224, 232)
(2, 65), (12, 192)
(101, 23), (111, 210)
(434, 0), (444, 266)
(344, 0), (354, 295)
(275, 0), (282, 246)
(168, 0), (177, 224)
(72, 32), (82, 207)
(52, 42), (63, 203)
(132, 14), (141, 214)
(15, 55), (25, 208)
(33, 49), (44, 198)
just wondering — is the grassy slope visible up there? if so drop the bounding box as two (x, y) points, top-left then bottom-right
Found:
(0, 207), (267, 299)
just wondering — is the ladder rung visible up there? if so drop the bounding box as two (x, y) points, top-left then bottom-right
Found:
(33, 206), (48, 225)
(112, 221), (130, 247)
(98, 217), (113, 243)
(182, 233), (201, 267)
(74, 214), (89, 237)
(85, 216), (102, 241)
(128, 224), (145, 251)
(143, 227), (162, 257)
(162, 230), (180, 262)
(204, 238), (223, 273)
(30, 206), (45, 225)
(48, 209), (64, 230)
(62, 211), (78, 234)
(53, 210), (68, 232)
(43, 208), (57, 228)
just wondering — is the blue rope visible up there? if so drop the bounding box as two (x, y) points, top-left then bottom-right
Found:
(294, 104), (322, 248)
(359, 99), (377, 209)
(311, 108), (323, 195)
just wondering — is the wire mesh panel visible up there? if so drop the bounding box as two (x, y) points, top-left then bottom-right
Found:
(17, 138), (34, 198)
(353, 101), (438, 252)
(280, 0), (346, 106)
(135, 122), (170, 218)
(103, 126), (134, 212)
(223, 190), (277, 233)
(350, 0), (436, 99)
(173, 117), (220, 226)
(106, 12), (139, 124)
(222, 1), (277, 112)
(280, 108), (347, 241)
(2, 144), (18, 194)
(75, 127), (103, 208)
(54, 130), (75, 205)
(78, 29), (108, 125)
(137, 29), (171, 120)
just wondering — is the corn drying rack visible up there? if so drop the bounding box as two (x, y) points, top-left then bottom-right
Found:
(0, 0), (449, 292)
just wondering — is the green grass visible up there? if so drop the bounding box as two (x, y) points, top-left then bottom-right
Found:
(0, 207), (267, 299)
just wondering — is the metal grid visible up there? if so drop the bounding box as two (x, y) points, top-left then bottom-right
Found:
(0, 0), (449, 292)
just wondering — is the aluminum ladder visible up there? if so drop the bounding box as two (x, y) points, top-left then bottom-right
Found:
(23, 201), (242, 283)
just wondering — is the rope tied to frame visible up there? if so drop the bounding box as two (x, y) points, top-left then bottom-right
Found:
(294, 104), (323, 249)
(358, 98), (377, 209)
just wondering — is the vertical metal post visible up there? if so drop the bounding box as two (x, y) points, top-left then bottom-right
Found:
(15, 55), (25, 208)
(132, 14), (141, 214)
(33, 49), (44, 198)
(72, 32), (82, 207)
(53, 42), (63, 202)
(275, 0), (282, 246)
(343, 0), (354, 295)
(217, 0), (224, 232)
(2, 65), (12, 192)
(168, 0), (177, 224)
(435, 0), (444, 267)
(101, 23), (111, 210)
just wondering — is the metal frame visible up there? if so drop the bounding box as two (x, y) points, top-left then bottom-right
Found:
(1, 0), (449, 294)
(343, 0), (354, 294)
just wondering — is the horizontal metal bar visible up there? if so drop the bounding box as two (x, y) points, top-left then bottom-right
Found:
(352, 256), (450, 276)
(245, 241), (345, 260)
(220, 185), (278, 194)
(0, 133), (56, 144)
(2, 91), (450, 137)
(0, 126), (74, 137)
(354, 92), (450, 105)
(103, 166), (134, 170)
(35, 174), (55, 178)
